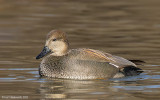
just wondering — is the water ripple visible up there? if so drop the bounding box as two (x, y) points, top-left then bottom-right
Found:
(0, 68), (38, 70)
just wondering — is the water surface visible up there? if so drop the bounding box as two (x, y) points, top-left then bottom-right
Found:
(0, 0), (160, 99)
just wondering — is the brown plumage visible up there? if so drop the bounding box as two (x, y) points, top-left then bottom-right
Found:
(36, 30), (143, 79)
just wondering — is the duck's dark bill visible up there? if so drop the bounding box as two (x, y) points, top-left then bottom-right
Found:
(36, 46), (51, 59)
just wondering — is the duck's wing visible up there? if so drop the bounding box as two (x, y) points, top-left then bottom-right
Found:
(128, 60), (145, 65)
(83, 49), (136, 69)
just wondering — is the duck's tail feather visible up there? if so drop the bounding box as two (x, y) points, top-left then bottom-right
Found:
(122, 66), (143, 76)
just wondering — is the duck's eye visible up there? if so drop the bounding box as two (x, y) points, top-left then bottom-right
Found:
(52, 38), (57, 41)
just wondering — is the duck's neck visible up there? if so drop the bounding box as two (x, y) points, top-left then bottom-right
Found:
(51, 50), (68, 56)
(51, 46), (69, 56)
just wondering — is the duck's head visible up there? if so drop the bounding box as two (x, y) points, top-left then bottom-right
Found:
(36, 30), (69, 59)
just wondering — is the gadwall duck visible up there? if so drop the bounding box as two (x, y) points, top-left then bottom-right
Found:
(36, 30), (143, 79)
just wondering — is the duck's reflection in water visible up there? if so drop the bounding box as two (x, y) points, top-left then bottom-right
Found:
(39, 78), (120, 99)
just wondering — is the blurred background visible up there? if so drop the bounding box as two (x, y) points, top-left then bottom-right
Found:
(0, 0), (160, 100)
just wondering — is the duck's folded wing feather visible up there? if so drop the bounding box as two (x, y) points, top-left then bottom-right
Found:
(83, 49), (136, 68)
